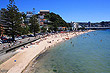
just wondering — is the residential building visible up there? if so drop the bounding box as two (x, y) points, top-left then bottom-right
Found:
(25, 11), (33, 25)
(38, 10), (50, 28)
(38, 10), (50, 15)
(58, 27), (66, 31)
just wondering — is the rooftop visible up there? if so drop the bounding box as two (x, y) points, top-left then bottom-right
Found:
(40, 10), (50, 12)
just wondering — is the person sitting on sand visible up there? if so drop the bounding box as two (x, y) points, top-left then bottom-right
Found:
(3, 45), (6, 49)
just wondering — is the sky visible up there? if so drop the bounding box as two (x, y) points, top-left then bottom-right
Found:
(0, 0), (110, 23)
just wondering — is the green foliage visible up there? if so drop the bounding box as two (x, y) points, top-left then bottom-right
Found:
(41, 26), (47, 33)
(47, 25), (54, 32)
(29, 15), (40, 36)
(21, 24), (29, 35)
(45, 12), (69, 30)
(0, 25), (3, 36)
(2, 0), (22, 40)
(22, 13), (26, 21)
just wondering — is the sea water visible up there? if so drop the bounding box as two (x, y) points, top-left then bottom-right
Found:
(34, 30), (110, 73)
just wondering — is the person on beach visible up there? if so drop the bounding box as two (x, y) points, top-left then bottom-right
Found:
(26, 46), (28, 48)
(24, 45), (25, 48)
(21, 47), (24, 50)
(20, 41), (22, 43)
(9, 43), (11, 48)
(3, 45), (6, 49)
(28, 38), (30, 41)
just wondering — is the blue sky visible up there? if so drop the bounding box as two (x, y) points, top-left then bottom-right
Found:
(0, 0), (110, 22)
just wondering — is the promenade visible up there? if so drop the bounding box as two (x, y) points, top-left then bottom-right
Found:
(0, 35), (44, 55)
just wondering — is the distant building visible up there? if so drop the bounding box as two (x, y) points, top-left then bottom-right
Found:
(21, 12), (25, 15)
(58, 27), (66, 31)
(38, 10), (50, 28)
(70, 21), (75, 30)
(88, 21), (91, 27)
(74, 22), (79, 31)
(38, 10), (50, 15)
(70, 21), (79, 31)
(25, 11), (33, 25)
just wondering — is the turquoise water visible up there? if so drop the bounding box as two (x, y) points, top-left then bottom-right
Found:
(34, 30), (110, 73)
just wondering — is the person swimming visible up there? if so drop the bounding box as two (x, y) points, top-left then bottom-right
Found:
(72, 44), (74, 47)
(100, 40), (102, 42)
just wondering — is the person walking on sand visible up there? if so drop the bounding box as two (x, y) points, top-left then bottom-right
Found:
(28, 38), (30, 41)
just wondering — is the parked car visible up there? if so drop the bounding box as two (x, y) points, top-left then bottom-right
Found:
(21, 35), (28, 39)
(1, 37), (7, 40)
(15, 37), (22, 40)
(2, 38), (13, 43)
(0, 39), (2, 44)
(2, 40), (7, 43)
(6, 38), (13, 43)
(27, 34), (34, 37)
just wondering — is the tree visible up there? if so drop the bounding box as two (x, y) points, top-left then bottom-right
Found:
(21, 24), (29, 35)
(2, 0), (22, 41)
(47, 25), (53, 33)
(41, 26), (47, 33)
(53, 23), (58, 32)
(22, 13), (26, 20)
(0, 24), (3, 36)
(29, 15), (40, 36)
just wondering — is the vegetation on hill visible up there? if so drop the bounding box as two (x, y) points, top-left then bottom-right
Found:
(45, 12), (69, 28)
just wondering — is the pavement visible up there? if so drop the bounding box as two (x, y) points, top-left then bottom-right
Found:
(0, 35), (44, 55)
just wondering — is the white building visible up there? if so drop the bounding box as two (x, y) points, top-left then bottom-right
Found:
(38, 10), (50, 27)
(74, 22), (79, 31)
(70, 21), (79, 31)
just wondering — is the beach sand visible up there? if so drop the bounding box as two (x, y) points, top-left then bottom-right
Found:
(0, 30), (94, 73)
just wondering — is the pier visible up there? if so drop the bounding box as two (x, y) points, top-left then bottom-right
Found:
(85, 27), (110, 30)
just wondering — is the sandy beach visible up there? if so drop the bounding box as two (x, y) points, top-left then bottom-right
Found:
(0, 30), (94, 73)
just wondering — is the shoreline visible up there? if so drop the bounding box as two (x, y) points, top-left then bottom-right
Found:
(0, 30), (95, 73)
(22, 41), (64, 73)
